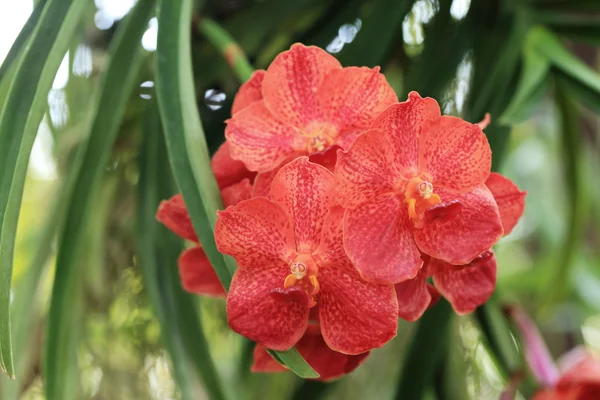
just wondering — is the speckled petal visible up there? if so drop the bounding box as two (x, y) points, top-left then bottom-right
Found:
(211, 141), (256, 189)
(343, 194), (422, 284)
(318, 258), (398, 354)
(334, 129), (396, 209)
(485, 172), (526, 236)
(178, 246), (225, 297)
(419, 115), (491, 193)
(395, 264), (431, 322)
(250, 326), (370, 381)
(156, 194), (197, 242)
(269, 157), (335, 253)
(215, 197), (295, 269)
(225, 101), (302, 172)
(231, 70), (265, 115)
(371, 91), (440, 175)
(430, 251), (497, 315)
(252, 168), (279, 198)
(318, 66), (397, 133)
(313, 206), (346, 266)
(262, 43), (342, 127)
(414, 185), (503, 265)
(220, 178), (253, 207)
(227, 265), (308, 351)
(295, 325), (370, 381)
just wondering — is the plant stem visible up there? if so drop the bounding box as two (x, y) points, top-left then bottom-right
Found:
(197, 18), (254, 83)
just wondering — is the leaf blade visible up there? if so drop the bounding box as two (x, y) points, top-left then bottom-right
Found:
(43, 1), (155, 398)
(0, 0), (88, 379)
(137, 100), (229, 400)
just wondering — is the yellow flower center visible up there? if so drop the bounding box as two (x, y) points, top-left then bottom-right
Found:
(303, 122), (337, 153)
(404, 176), (441, 221)
(283, 254), (320, 308)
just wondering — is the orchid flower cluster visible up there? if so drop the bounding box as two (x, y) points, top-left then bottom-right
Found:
(157, 44), (526, 380)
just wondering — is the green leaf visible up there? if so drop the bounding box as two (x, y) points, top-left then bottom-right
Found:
(156, 0), (235, 290)
(291, 380), (334, 400)
(43, 1), (154, 398)
(157, 0), (318, 379)
(540, 79), (587, 306)
(0, 0), (47, 83)
(197, 18), (254, 83)
(556, 70), (600, 114)
(499, 29), (551, 125)
(536, 11), (600, 45)
(473, 299), (521, 379)
(268, 348), (320, 379)
(530, 26), (600, 94)
(0, 0), (88, 380)
(137, 101), (228, 400)
(394, 300), (453, 400)
(337, 0), (416, 67)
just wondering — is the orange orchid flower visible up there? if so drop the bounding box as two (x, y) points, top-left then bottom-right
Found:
(215, 158), (398, 354)
(335, 92), (505, 284)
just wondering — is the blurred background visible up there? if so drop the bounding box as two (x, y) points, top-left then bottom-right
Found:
(0, 0), (599, 399)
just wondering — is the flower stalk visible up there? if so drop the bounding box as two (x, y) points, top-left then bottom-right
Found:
(197, 18), (254, 83)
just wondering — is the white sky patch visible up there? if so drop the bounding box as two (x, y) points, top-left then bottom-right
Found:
(30, 117), (58, 181)
(94, 0), (136, 30)
(73, 44), (93, 77)
(52, 52), (70, 89)
(0, 1), (33, 65)
(450, 0), (471, 21)
(326, 19), (362, 54)
(142, 17), (158, 52)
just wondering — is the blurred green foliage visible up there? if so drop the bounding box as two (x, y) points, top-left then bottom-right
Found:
(0, 0), (600, 399)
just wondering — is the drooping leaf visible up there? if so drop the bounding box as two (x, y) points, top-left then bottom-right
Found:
(394, 300), (453, 400)
(156, 0), (234, 289)
(156, 0), (318, 379)
(44, 1), (155, 398)
(137, 100), (228, 400)
(556, 70), (600, 114)
(530, 26), (600, 94)
(0, 0), (88, 379)
(500, 29), (551, 125)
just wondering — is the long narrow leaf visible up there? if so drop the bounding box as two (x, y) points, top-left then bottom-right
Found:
(0, 0), (87, 379)
(155, 0), (318, 379)
(44, 2), (154, 398)
(137, 100), (228, 400)
(394, 300), (453, 400)
(499, 29), (551, 125)
(531, 26), (600, 93)
(156, 0), (234, 289)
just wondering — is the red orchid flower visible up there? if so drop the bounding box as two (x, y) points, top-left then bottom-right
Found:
(225, 43), (397, 174)
(508, 307), (600, 400)
(335, 91), (504, 284)
(395, 172), (526, 319)
(156, 142), (254, 297)
(532, 353), (600, 400)
(215, 157), (398, 354)
(252, 324), (370, 381)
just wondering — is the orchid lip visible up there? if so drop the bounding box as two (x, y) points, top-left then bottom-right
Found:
(282, 253), (320, 308)
(403, 176), (442, 221)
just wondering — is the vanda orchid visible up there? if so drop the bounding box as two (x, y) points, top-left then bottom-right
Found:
(226, 43), (397, 197)
(335, 92), (504, 284)
(215, 158), (398, 354)
(157, 43), (529, 381)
